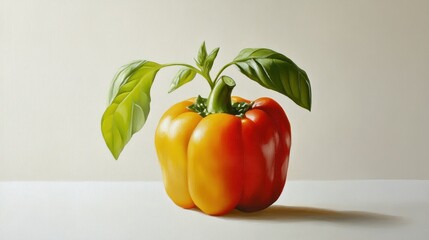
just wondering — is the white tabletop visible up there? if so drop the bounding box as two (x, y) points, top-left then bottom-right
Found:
(1, 180), (428, 240)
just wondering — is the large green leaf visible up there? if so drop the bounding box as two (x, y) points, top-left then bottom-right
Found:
(101, 61), (162, 159)
(233, 48), (312, 111)
(108, 60), (144, 104)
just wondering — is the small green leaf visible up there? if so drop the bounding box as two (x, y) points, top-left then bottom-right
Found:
(203, 47), (219, 75)
(195, 41), (207, 68)
(233, 48), (312, 111)
(168, 67), (197, 93)
(101, 61), (162, 159)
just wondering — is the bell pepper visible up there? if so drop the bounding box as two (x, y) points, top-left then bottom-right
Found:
(155, 77), (291, 215)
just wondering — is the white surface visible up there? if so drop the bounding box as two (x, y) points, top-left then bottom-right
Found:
(1, 180), (428, 240)
(1, 0), (429, 181)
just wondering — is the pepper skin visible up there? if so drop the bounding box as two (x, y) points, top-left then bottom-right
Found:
(155, 97), (291, 216)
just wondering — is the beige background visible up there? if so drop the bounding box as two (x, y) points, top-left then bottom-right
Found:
(1, 0), (428, 181)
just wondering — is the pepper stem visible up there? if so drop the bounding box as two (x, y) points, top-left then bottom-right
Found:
(206, 76), (236, 114)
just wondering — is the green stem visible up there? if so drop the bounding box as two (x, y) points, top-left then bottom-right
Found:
(206, 76), (236, 114)
(162, 63), (214, 89)
(213, 62), (235, 84)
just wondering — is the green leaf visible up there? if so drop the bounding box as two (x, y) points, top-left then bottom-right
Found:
(108, 60), (144, 104)
(195, 41), (207, 68)
(168, 67), (197, 93)
(233, 48), (312, 111)
(101, 61), (162, 159)
(203, 47), (219, 75)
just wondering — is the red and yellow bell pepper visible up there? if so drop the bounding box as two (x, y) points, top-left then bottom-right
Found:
(155, 77), (291, 215)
